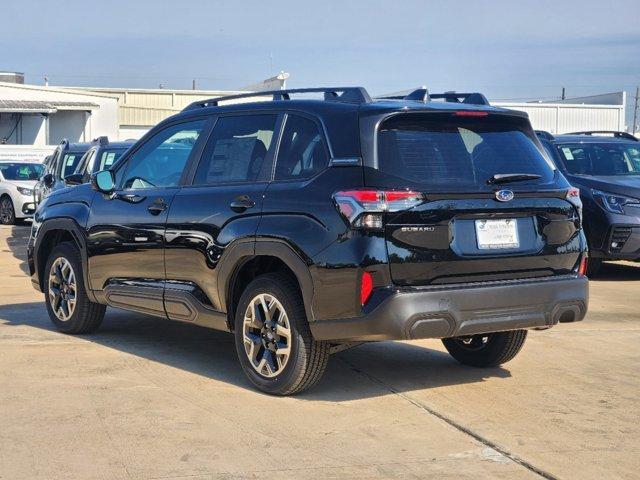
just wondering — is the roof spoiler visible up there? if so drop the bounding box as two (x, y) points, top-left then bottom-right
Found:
(535, 130), (555, 141)
(429, 91), (490, 106)
(376, 89), (490, 106)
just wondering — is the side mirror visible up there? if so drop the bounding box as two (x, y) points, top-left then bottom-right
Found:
(64, 173), (84, 186)
(43, 173), (54, 188)
(91, 170), (116, 195)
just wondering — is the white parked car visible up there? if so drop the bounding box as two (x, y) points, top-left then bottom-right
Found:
(0, 161), (44, 225)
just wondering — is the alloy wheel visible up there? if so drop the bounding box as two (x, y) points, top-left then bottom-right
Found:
(454, 335), (490, 351)
(242, 293), (292, 378)
(0, 198), (14, 224)
(48, 257), (77, 321)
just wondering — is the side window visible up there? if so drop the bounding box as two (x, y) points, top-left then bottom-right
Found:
(75, 149), (94, 175)
(193, 115), (277, 185)
(60, 152), (84, 179)
(274, 115), (328, 181)
(120, 120), (206, 190)
(48, 151), (59, 175)
(97, 150), (122, 172)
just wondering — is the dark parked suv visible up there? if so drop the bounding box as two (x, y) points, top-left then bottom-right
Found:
(34, 138), (93, 204)
(537, 130), (640, 275)
(65, 137), (135, 186)
(28, 87), (589, 395)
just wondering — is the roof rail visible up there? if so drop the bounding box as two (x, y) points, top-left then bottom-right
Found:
(183, 87), (372, 111)
(565, 131), (638, 141)
(429, 91), (490, 106)
(535, 130), (555, 141)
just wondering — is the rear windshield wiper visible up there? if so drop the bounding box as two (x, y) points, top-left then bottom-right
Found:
(487, 173), (542, 185)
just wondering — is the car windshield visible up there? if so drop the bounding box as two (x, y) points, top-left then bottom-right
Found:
(556, 143), (640, 176)
(60, 152), (86, 178)
(0, 162), (44, 180)
(377, 113), (555, 189)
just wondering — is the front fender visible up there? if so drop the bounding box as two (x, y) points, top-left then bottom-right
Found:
(30, 194), (94, 300)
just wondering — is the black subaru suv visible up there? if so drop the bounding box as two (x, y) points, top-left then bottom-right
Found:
(537, 130), (640, 275)
(28, 87), (588, 395)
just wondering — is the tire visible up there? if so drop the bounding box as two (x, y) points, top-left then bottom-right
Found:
(44, 242), (106, 334)
(586, 258), (602, 277)
(442, 330), (527, 367)
(233, 272), (330, 395)
(0, 196), (15, 225)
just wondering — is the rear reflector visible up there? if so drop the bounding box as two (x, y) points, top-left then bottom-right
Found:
(578, 257), (588, 276)
(454, 111), (489, 117)
(360, 271), (374, 305)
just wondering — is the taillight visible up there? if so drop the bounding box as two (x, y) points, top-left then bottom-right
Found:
(566, 187), (583, 222)
(333, 190), (423, 229)
(360, 271), (373, 305)
(578, 257), (588, 276)
(454, 111), (488, 117)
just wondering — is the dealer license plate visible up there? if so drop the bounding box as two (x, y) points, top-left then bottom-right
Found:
(475, 219), (519, 249)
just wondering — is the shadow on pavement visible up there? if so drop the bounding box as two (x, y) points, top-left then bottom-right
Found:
(0, 300), (511, 401)
(592, 261), (640, 282)
(2, 224), (31, 275)
(5, 225), (640, 400)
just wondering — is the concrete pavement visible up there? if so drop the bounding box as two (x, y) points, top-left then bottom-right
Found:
(0, 225), (638, 479)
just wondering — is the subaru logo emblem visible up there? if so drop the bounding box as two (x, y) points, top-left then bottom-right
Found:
(495, 190), (514, 202)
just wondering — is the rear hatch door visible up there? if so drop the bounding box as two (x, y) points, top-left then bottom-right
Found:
(368, 111), (581, 285)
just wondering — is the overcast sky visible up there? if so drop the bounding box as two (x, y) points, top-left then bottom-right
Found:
(2, 0), (638, 117)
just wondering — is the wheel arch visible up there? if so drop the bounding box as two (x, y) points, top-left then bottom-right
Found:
(221, 240), (315, 331)
(33, 218), (95, 302)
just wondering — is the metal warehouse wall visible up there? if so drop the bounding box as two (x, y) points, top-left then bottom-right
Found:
(494, 102), (625, 134)
(70, 87), (247, 130)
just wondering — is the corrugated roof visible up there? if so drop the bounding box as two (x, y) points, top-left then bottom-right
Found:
(0, 99), (99, 113)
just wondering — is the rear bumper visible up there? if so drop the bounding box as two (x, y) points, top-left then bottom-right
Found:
(310, 275), (588, 342)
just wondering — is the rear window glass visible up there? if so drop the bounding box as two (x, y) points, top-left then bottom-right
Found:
(377, 114), (555, 188)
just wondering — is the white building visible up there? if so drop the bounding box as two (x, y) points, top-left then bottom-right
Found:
(494, 92), (626, 134)
(0, 79), (119, 160)
(70, 72), (288, 140)
(0, 72), (287, 160)
(66, 86), (248, 140)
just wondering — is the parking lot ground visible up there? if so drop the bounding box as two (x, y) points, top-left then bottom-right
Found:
(1, 224), (639, 480)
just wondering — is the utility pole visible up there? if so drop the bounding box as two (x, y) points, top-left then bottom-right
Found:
(633, 86), (639, 135)
(192, 79), (196, 90)
(561, 87), (566, 100)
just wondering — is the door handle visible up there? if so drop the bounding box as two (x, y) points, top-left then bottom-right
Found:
(147, 198), (168, 215)
(117, 193), (146, 204)
(230, 195), (255, 212)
